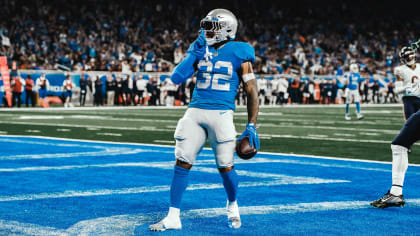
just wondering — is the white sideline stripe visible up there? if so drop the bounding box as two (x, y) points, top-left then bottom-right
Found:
(5, 119), (402, 145)
(0, 178), (348, 202)
(0, 114), (402, 133)
(0, 120), (174, 132)
(0, 148), (147, 160)
(153, 140), (175, 144)
(19, 115), (65, 119)
(1, 158), (411, 174)
(3, 135), (420, 167)
(3, 198), (420, 235)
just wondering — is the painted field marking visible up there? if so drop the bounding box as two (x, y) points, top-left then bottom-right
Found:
(153, 140), (175, 144)
(333, 133), (355, 137)
(1, 199), (420, 236)
(56, 128), (71, 132)
(359, 132), (380, 136)
(0, 176), (349, 202)
(19, 115), (65, 120)
(25, 130), (40, 133)
(97, 132), (122, 137)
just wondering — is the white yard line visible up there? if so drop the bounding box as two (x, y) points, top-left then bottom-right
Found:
(97, 132), (122, 137)
(0, 177), (349, 202)
(2, 134), (420, 167)
(25, 130), (41, 133)
(0, 120), (173, 132)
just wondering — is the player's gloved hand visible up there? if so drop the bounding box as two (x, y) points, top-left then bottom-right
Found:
(190, 29), (207, 58)
(238, 123), (260, 150)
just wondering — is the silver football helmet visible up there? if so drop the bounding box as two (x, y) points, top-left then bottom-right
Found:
(349, 63), (359, 73)
(200, 9), (238, 46)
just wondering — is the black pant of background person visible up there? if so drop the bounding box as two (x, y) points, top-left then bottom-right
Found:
(12, 92), (22, 107)
(25, 89), (35, 107)
(94, 91), (103, 106)
(80, 89), (87, 106)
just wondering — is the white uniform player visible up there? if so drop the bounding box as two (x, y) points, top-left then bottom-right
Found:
(257, 77), (268, 105)
(394, 47), (420, 120)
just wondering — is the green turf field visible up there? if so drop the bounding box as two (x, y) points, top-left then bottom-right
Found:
(0, 104), (419, 163)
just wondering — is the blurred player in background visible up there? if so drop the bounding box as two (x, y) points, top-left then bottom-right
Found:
(25, 75), (35, 107)
(63, 74), (75, 108)
(35, 72), (49, 106)
(344, 63), (364, 120)
(150, 9), (260, 231)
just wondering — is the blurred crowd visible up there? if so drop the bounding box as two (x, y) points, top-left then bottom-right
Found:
(0, 0), (419, 76)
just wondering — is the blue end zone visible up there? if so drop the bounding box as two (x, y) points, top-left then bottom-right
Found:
(0, 136), (419, 235)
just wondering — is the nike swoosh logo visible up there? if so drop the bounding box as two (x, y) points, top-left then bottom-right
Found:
(220, 111), (227, 115)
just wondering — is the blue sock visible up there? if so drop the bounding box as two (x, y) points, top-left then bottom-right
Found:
(345, 104), (349, 114)
(220, 169), (239, 202)
(170, 165), (190, 209)
(355, 102), (360, 114)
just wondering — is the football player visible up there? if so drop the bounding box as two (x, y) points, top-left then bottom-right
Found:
(149, 9), (260, 231)
(371, 44), (420, 208)
(344, 63), (364, 120)
(393, 46), (420, 121)
(63, 74), (75, 108)
(35, 72), (50, 106)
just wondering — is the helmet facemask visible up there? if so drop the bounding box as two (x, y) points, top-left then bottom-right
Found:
(200, 9), (238, 46)
(400, 47), (416, 66)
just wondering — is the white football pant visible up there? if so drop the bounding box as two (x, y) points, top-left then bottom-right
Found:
(174, 108), (236, 168)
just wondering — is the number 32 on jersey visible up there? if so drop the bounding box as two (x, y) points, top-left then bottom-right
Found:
(197, 60), (233, 91)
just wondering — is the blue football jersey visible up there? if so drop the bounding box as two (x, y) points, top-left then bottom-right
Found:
(188, 41), (255, 110)
(345, 72), (361, 90)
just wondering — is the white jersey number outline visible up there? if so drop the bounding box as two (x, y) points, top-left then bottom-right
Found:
(197, 60), (233, 91)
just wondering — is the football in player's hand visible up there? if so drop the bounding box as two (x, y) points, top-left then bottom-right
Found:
(236, 136), (257, 160)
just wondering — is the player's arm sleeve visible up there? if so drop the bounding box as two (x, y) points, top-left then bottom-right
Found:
(234, 43), (256, 64)
(395, 81), (405, 93)
(394, 67), (403, 81)
(171, 44), (198, 85)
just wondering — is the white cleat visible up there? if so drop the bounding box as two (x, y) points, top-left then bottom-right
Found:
(227, 200), (241, 229)
(345, 115), (351, 120)
(149, 207), (182, 231)
(357, 114), (364, 120)
(149, 216), (182, 231)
